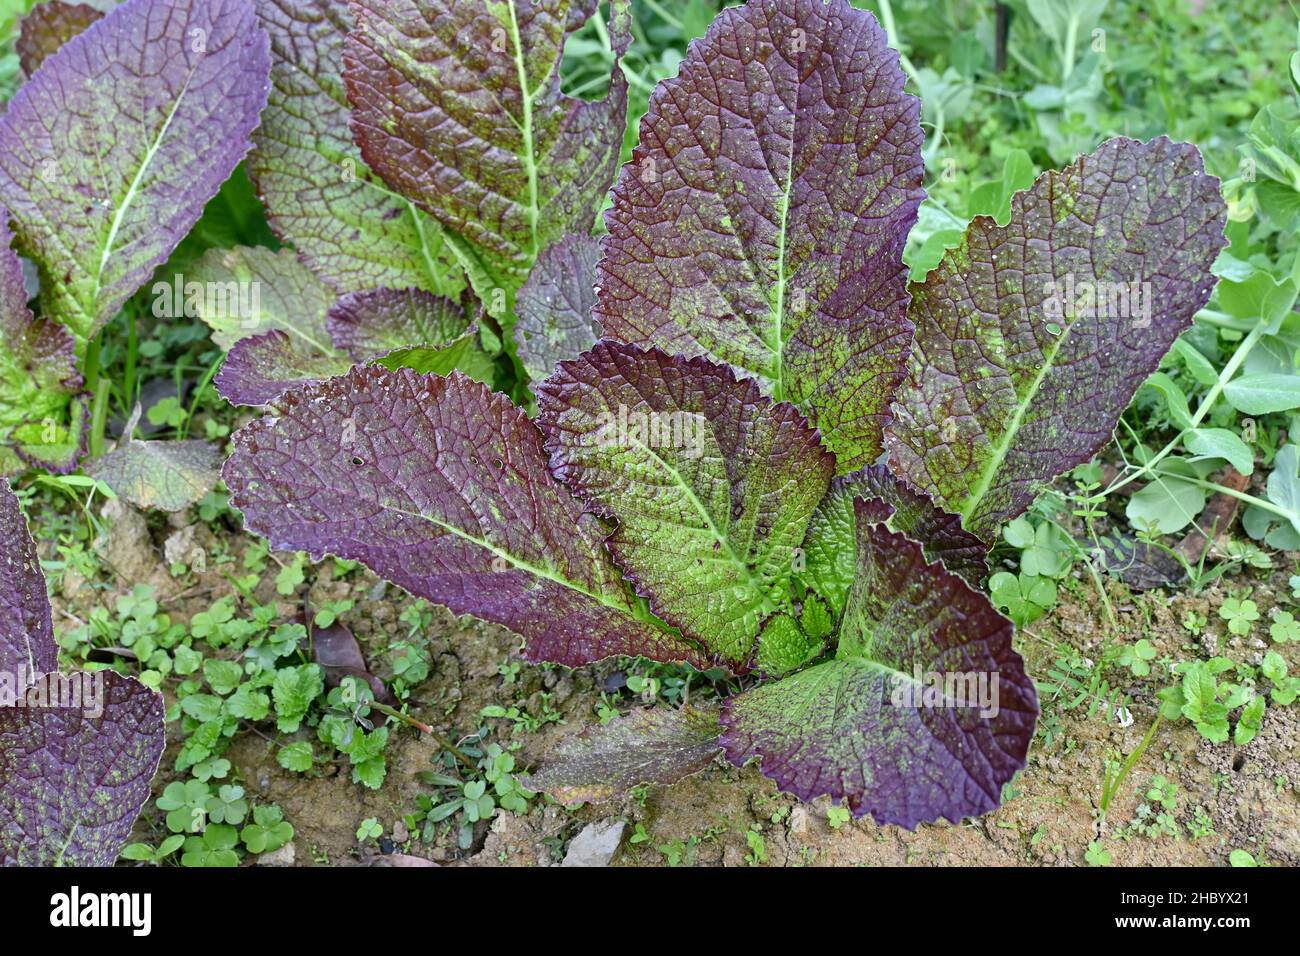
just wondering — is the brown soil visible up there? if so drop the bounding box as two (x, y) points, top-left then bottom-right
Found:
(44, 497), (1300, 867)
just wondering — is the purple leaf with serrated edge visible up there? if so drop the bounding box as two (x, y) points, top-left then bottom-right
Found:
(248, 0), (464, 296)
(521, 706), (722, 806)
(596, 0), (924, 474)
(0, 670), (165, 866)
(224, 366), (715, 669)
(0, 0), (270, 342)
(0, 478), (57, 678)
(801, 463), (989, 613)
(887, 137), (1227, 541)
(514, 233), (601, 383)
(722, 502), (1037, 829)
(537, 343), (835, 670)
(0, 214), (87, 476)
(15, 1), (105, 77)
(215, 329), (353, 407)
(343, 0), (629, 300)
(327, 287), (471, 361)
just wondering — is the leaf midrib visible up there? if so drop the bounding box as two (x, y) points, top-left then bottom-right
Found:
(91, 63), (201, 322)
(960, 310), (1079, 527)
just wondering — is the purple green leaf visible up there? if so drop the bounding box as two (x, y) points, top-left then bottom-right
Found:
(887, 137), (1227, 541)
(595, 0), (924, 473)
(15, 1), (105, 77)
(722, 502), (1037, 828)
(84, 407), (223, 512)
(326, 287), (471, 360)
(224, 365), (714, 669)
(343, 0), (629, 302)
(371, 333), (499, 389)
(0, 478), (58, 678)
(215, 329), (353, 407)
(0, 0), (272, 342)
(514, 233), (601, 383)
(537, 343), (835, 670)
(248, 0), (464, 295)
(182, 245), (337, 352)
(800, 464), (989, 614)
(522, 706), (722, 806)
(0, 670), (165, 866)
(0, 214), (86, 476)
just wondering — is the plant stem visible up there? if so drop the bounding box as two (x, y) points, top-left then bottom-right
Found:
(1103, 320), (1267, 498)
(877, 0), (923, 89)
(370, 702), (478, 771)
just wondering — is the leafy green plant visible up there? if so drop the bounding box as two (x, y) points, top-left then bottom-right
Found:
(225, 0), (1230, 830)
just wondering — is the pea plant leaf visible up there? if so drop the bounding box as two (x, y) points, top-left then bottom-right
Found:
(0, 670), (166, 866)
(514, 233), (601, 383)
(223, 365), (715, 669)
(886, 136), (1227, 541)
(248, 0), (464, 296)
(536, 343), (835, 670)
(799, 463), (989, 616)
(0, 0), (272, 342)
(15, 0), (105, 77)
(0, 478), (58, 677)
(0, 214), (87, 477)
(521, 706), (722, 806)
(343, 0), (630, 305)
(722, 503), (1038, 829)
(595, 0), (925, 473)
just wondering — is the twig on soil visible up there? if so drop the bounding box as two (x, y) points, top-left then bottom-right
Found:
(370, 701), (478, 771)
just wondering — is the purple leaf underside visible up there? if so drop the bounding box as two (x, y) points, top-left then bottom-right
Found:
(0, 478), (58, 677)
(0, 670), (165, 866)
(522, 705), (722, 805)
(514, 233), (601, 383)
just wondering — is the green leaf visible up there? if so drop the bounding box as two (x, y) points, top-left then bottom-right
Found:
(277, 741), (314, 773)
(1143, 372), (1193, 429)
(1184, 428), (1254, 475)
(271, 664), (324, 734)
(1235, 696), (1265, 746)
(1126, 460), (1208, 535)
(536, 344), (835, 668)
(1223, 373), (1300, 415)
